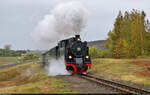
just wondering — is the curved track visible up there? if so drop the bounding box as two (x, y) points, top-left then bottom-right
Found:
(80, 74), (150, 94)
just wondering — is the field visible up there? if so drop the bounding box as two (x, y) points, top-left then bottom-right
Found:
(0, 57), (19, 66)
(1, 57), (150, 93)
(0, 60), (72, 94)
(89, 57), (150, 89)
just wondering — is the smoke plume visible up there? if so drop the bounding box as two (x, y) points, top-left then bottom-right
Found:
(31, 1), (89, 76)
(31, 1), (89, 49)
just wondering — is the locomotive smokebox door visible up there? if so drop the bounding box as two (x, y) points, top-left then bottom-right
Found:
(75, 58), (83, 70)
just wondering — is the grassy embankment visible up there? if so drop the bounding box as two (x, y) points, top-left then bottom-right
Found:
(0, 61), (72, 94)
(0, 57), (19, 66)
(89, 57), (150, 87)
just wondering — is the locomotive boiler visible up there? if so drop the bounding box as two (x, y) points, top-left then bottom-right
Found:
(42, 35), (92, 74)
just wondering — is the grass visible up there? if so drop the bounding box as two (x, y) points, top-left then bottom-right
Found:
(0, 57), (19, 66)
(89, 57), (150, 87)
(0, 62), (71, 94)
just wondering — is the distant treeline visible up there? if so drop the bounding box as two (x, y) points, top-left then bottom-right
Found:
(0, 48), (26, 57)
(105, 9), (150, 58)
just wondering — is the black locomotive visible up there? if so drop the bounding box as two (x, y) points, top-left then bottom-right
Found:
(42, 35), (91, 74)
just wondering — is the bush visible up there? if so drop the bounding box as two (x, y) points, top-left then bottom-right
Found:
(23, 53), (40, 61)
(98, 49), (111, 58)
(89, 46), (111, 58)
(89, 46), (99, 58)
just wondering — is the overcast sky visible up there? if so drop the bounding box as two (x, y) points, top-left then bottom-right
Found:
(0, 0), (150, 50)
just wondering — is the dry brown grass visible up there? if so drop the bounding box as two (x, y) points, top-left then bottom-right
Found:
(89, 57), (150, 86)
(0, 62), (70, 93)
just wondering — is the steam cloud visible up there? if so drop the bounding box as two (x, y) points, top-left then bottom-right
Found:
(45, 56), (71, 76)
(31, 1), (89, 76)
(31, 1), (89, 49)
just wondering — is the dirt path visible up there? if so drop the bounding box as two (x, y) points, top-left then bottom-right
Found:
(55, 75), (121, 94)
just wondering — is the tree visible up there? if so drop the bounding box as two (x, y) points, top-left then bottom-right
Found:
(106, 10), (148, 58)
(4, 44), (11, 50)
(145, 20), (150, 55)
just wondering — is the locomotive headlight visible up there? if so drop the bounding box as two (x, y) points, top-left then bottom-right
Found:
(77, 38), (80, 41)
(85, 56), (89, 59)
(69, 56), (72, 59)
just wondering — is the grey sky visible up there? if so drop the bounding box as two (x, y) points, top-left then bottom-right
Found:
(0, 0), (150, 50)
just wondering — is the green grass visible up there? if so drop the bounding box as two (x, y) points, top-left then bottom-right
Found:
(0, 62), (71, 94)
(89, 58), (150, 86)
(0, 57), (19, 66)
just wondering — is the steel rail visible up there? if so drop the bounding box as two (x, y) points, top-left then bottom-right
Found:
(80, 74), (150, 95)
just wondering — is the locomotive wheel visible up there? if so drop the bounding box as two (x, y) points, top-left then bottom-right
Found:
(66, 66), (74, 72)
(84, 65), (88, 71)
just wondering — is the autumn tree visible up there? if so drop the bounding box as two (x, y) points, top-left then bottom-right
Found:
(145, 20), (150, 55)
(106, 9), (148, 58)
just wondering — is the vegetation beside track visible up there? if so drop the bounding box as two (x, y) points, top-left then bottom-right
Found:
(0, 62), (71, 94)
(89, 57), (150, 87)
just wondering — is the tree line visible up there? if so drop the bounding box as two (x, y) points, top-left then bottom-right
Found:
(0, 48), (27, 57)
(0, 47), (40, 61)
(105, 9), (150, 58)
(0, 44), (26, 57)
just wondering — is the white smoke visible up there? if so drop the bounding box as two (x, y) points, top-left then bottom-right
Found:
(31, 1), (89, 76)
(31, 1), (89, 49)
(45, 56), (71, 76)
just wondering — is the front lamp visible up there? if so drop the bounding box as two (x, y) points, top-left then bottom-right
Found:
(69, 56), (72, 59)
(77, 38), (80, 41)
(85, 56), (89, 59)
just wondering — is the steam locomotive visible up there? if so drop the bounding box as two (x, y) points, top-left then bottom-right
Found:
(42, 35), (92, 74)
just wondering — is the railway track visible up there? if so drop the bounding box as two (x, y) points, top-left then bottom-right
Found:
(80, 74), (150, 94)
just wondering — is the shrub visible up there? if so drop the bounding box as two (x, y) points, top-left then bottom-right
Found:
(89, 46), (112, 58)
(89, 46), (99, 58)
(23, 53), (40, 61)
(98, 49), (111, 58)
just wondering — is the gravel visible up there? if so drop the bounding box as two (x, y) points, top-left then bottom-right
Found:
(55, 75), (122, 94)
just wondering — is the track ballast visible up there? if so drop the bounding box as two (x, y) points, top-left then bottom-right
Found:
(80, 74), (150, 94)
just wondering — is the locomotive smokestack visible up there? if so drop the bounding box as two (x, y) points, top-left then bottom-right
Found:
(75, 35), (80, 38)
(75, 35), (81, 41)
